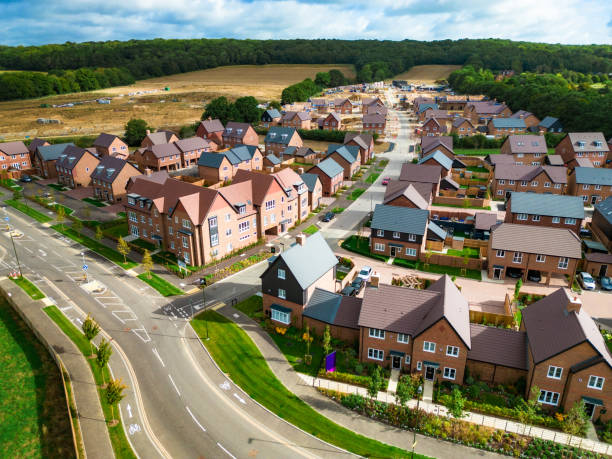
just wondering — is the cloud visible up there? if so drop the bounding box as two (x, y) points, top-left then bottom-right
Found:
(0, 0), (610, 46)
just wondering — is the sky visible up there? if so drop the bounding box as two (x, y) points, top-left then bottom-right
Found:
(1, 0), (611, 46)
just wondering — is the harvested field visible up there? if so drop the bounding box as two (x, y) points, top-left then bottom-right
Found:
(392, 65), (462, 83)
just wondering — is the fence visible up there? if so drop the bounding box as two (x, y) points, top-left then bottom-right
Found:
(433, 196), (490, 208)
(418, 252), (483, 270)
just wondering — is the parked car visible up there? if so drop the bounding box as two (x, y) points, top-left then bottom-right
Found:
(340, 285), (357, 296)
(19, 175), (32, 183)
(357, 266), (372, 282)
(382, 177), (390, 186)
(350, 277), (365, 293)
(322, 212), (335, 222)
(599, 276), (612, 291)
(506, 268), (522, 279)
(527, 270), (541, 283)
(578, 272), (596, 290)
(580, 228), (592, 239)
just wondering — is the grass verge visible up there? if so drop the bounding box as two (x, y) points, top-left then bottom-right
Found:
(43, 305), (137, 459)
(365, 173), (379, 184)
(332, 207), (345, 214)
(10, 275), (45, 300)
(137, 272), (184, 296)
(82, 197), (106, 208)
(341, 235), (389, 262)
(347, 188), (365, 201)
(61, 366), (86, 458)
(5, 198), (53, 223)
(191, 310), (427, 458)
(302, 224), (319, 235)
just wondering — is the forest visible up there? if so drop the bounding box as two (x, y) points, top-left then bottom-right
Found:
(448, 66), (612, 138)
(0, 38), (611, 101)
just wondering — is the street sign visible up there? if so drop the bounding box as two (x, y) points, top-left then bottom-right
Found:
(178, 259), (186, 269)
(4, 216), (8, 222)
(199, 277), (207, 286)
(82, 264), (88, 271)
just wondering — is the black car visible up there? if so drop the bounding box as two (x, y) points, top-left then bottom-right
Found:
(527, 270), (541, 283)
(506, 268), (522, 279)
(580, 228), (592, 239)
(322, 212), (335, 222)
(350, 277), (365, 293)
(341, 285), (357, 296)
(20, 175), (32, 183)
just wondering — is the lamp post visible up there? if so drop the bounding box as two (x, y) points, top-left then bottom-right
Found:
(4, 215), (21, 277)
(411, 385), (423, 459)
(81, 252), (88, 283)
(199, 277), (209, 340)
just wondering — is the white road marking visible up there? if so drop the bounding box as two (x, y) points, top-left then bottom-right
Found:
(233, 393), (246, 404)
(131, 328), (151, 343)
(217, 442), (237, 459)
(168, 374), (181, 396)
(219, 381), (230, 390)
(22, 246), (33, 254)
(60, 306), (73, 312)
(126, 403), (133, 418)
(185, 406), (206, 432)
(152, 348), (165, 367)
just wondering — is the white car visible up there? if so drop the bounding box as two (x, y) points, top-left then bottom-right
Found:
(578, 272), (596, 290)
(357, 266), (373, 282)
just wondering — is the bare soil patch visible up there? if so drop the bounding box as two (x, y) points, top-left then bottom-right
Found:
(392, 65), (461, 83)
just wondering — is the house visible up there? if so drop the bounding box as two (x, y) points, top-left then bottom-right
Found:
(132, 143), (183, 172)
(344, 133), (374, 164)
(264, 127), (303, 156)
(464, 101), (512, 124)
(196, 118), (224, 147)
(370, 204), (446, 260)
(584, 252), (612, 279)
(197, 145), (263, 184)
(0, 141), (32, 174)
(383, 181), (431, 209)
(504, 192), (585, 235)
(33, 143), (75, 179)
(438, 98), (469, 112)
(273, 167), (310, 221)
(591, 197), (612, 252)
(326, 144), (360, 180)
(222, 122), (259, 148)
(416, 102), (439, 119)
(141, 130), (178, 148)
(26, 138), (49, 160)
(419, 118), (447, 137)
(556, 133), (609, 168)
(263, 154), (281, 169)
(311, 98), (329, 114)
(261, 109), (281, 127)
(55, 146), (100, 188)
(487, 118), (527, 138)
(362, 96), (384, 113)
(174, 137), (212, 167)
(511, 110), (540, 128)
(260, 232), (338, 328)
(91, 156), (140, 203)
(421, 136), (454, 160)
(487, 223), (581, 285)
(320, 112), (342, 131)
(545, 155), (565, 166)
(283, 146), (317, 164)
(362, 113), (386, 135)
(521, 289), (612, 421)
(417, 150), (452, 177)
(307, 158), (344, 197)
(450, 118), (475, 137)
(366, 104), (388, 116)
(281, 111), (311, 130)
(568, 167), (612, 206)
(93, 133), (129, 159)
(492, 165), (567, 198)
(537, 116), (563, 133)
(500, 135), (548, 165)
(334, 98), (354, 114)
(303, 289), (362, 342)
(300, 173), (322, 210)
(358, 276), (470, 382)
(399, 163), (442, 196)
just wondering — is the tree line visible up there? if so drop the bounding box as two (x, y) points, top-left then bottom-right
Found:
(448, 66), (612, 138)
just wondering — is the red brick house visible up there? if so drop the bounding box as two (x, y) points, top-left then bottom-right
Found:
(273, 167), (311, 221)
(344, 133), (374, 164)
(492, 165), (567, 198)
(91, 156), (141, 203)
(500, 135), (548, 165)
(320, 112), (342, 131)
(511, 110), (540, 128)
(197, 145), (263, 184)
(55, 146), (100, 188)
(26, 138), (49, 161)
(399, 162), (442, 196)
(487, 118), (527, 138)
(261, 109), (282, 128)
(326, 144), (360, 180)
(334, 98), (355, 114)
(196, 118), (224, 147)
(93, 133), (129, 159)
(0, 141), (33, 174)
(33, 143), (75, 179)
(504, 192), (584, 235)
(362, 97), (384, 114)
(556, 133), (609, 168)
(174, 137), (212, 167)
(222, 122), (259, 148)
(362, 113), (386, 135)
(132, 143), (183, 171)
(307, 158), (344, 197)
(421, 136), (454, 160)
(383, 181), (432, 209)
(419, 118), (447, 137)
(464, 101), (512, 124)
(281, 111), (311, 130)
(264, 127), (303, 156)
(567, 167), (612, 206)
(141, 130), (178, 148)
(450, 118), (475, 137)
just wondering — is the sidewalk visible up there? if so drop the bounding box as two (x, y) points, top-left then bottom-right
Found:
(0, 277), (113, 459)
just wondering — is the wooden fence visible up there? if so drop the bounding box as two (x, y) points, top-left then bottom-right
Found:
(418, 252), (483, 270)
(433, 196), (490, 208)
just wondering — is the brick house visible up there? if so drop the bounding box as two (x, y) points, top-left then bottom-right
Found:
(370, 204), (446, 260)
(510, 110), (540, 128)
(362, 97), (384, 114)
(464, 101), (512, 125)
(556, 133), (609, 168)
(311, 98), (329, 114)
(0, 141), (33, 174)
(132, 143), (183, 172)
(438, 98), (469, 112)
(27, 138), (49, 161)
(416, 103), (438, 120)
(197, 145), (263, 184)
(487, 118), (527, 138)
(568, 167), (612, 206)
(33, 143), (75, 179)
(522, 289), (612, 421)
(419, 117), (448, 137)
(383, 181), (432, 209)
(92, 133), (128, 159)
(302, 289), (362, 342)
(591, 197), (612, 252)
(450, 118), (475, 137)
(263, 154), (281, 169)
(264, 127), (303, 156)
(320, 112), (342, 131)
(362, 113), (386, 135)
(273, 167), (311, 222)
(399, 163), (442, 196)
(421, 136), (454, 160)
(281, 111), (311, 130)
(91, 156), (141, 203)
(222, 122), (259, 148)
(492, 165), (567, 199)
(500, 135), (548, 165)
(141, 130), (178, 148)
(300, 173), (323, 210)
(306, 158), (344, 197)
(55, 146), (100, 188)
(584, 252), (612, 279)
(283, 146), (317, 164)
(419, 108), (450, 123)
(417, 150), (452, 178)
(174, 137), (212, 167)
(334, 98), (355, 114)
(196, 118), (224, 147)
(504, 192), (585, 235)
(536, 117), (563, 134)
(326, 144), (360, 180)
(260, 232), (338, 328)
(487, 223), (581, 285)
(344, 132), (374, 164)
(261, 109), (281, 128)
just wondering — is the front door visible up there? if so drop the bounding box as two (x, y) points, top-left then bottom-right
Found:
(425, 365), (435, 381)
(392, 355), (401, 369)
(280, 222), (286, 234)
(585, 403), (595, 419)
(390, 246), (397, 257)
(591, 195), (599, 205)
(599, 264), (608, 278)
(493, 266), (504, 280)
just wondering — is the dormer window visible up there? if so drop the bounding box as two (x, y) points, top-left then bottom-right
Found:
(226, 128), (232, 133)
(577, 141), (585, 148)
(237, 129), (243, 134)
(595, 141), (603, 147)
(238, 205), (246, 215)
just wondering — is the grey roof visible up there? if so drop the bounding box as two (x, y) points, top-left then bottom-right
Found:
(174, 136), (210, 153)
(399, 163), (442, 184)
(197, 152), (227, 168)
(300, 173), (320, 192)
(585, 252), (612, 264)
(474, 212), (498, 231)
(291, 146), (316, 157)
(223, 122), (253, 139)
(417, 103), (438, 113)
(539, 116), (560, 129)
(37, 142), (75, 161)
(148, 142), (181, 159)
(468, 325), (528, 370)
(56, 145), (91, 170)
(567, 133), (609, 152)
(509, 192), (585, 219)
(27, 138), (48, 153)
(91, 156), (135, 182)
(282, 111), (310, 122)
(545, 155), (564, 166)
(440, 176), (460, 190)
(93, 133), (121, 148)
(199, 119), (224, 133)
(198, 145), (258, 167)
(490, 223), (581, 258)
(303, 288), (343, 324)
(263, 109), (281, 119)
(522, 288), (612, 368)
(595, 197), (612, 225)
(574, 167), (612, 186)
(371, 204), (429, 235)
(503, 135), (547, 154)
(363, 113), (386, 124)
(576, 158), (593, 167)
(265, 154), (281, 165)
(490, 118), (526, 129)
(145, 131), (176, 145)
(310, 158), (343, 179)
(485, 154), (514, 166)
(418, 150), (452, 170)
(265, 127), (299, 145)
(0, 141), (29, 156)
(467, 101), (508, 115)
(511, 110), (535, 119)
(427, 221), (447, 240)
(452, 117), (473, 128)
(277, 232), (338, 290)
(327, 144), (359, 164)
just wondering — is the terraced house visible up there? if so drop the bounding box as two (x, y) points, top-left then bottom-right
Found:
(487, 118), (527, 138)
(131, 143), (183, 171)
(343, 132), (374, 164)
(174, 137), (213, 167)
(362, 113), (386, 135)
(464, 101), (511, 124)
(556, 132), (609, 168)
(33, 142), (75, 179)
(307, 158), (344, 197)
(568, 167), (612, 206)
(55, 146), (100, 188)
(281, 111), (311, 130)
(141, 130), (178, 148)
(500, 135), (548, 165)
(421, 136), (454, 160)
(492, 164), (567, 198)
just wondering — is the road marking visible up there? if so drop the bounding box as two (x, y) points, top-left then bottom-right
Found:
(131, 328), (151, 343)
(60, 306), (73, 312)
(126, 403), (133, 418)
(233, 393), (246, 404)
(217, 442), (237, 459)
(168, 374), (181, 396)
(128, 423), (141, 436)
(220, 381), (230, 390)
(185, 406), (206, 432)
(152, 348), (165, 367)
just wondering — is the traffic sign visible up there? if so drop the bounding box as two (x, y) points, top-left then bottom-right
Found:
(4, 216), (9, 222)
(82, 264), (88, 271)
(178, 259), (186, 269)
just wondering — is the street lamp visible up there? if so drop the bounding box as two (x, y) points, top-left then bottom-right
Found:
(199, 277), (209, 340)
(80, 252), (88, 283)
(411, 385), (423, 459)
(4, 215), (21, 277)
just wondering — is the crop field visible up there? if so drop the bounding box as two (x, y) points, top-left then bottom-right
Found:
(0, 64), (354, 141)
(392, 64), (462, 83)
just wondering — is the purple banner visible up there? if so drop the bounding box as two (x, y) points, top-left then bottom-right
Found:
(325, 351), (336, 373)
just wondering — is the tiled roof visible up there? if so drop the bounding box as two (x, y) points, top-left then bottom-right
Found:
(399, 163), (442, 184)
(223, 122), (253, 139)
(56, 145), (90, 170)
(197, 152), (228, 168)
(418, 150), (452, 170)
(383, 182), (430, 209)
(233, 169), (278, 206)
(363, 113), (386, 124)
(595, 197), (612, 225)
(468, 325), (528, 370)
(265, 126), (299, 145)
(145, 131), (176, 145)
(93, 133), (121, 148)
(0, 141), (29, 156)
(467, 101), (508, 115)
(452, 117), (473, 128)
(493, 165), (567, 184)
(272, 167), (304, 192)
(440, 176), (460, 190)
(567, 133), (609, 152)
(263, 109), (281, 119)
(575, 158), (593, 167)
(424, 109), (451, 119)
(199, 119), (224, 133)
(490, 118), (526, 129)
(282, 111), (311, 122)
(300, 173), (320, 192)
(147, 142), (181, 159)
(490, 223), (581, 258)
(585, 252), (612, 264)
(37, 143), (75, 161)
(575, 167), (612, 186)
(539, 116), (559, 129)
(174, 136), (210, 153)
(503, 135), (547, 154)
(511, 110), (535, 119)
(371, 204), (429, 235)
(509, 192), (585, 219)
(303, 288), (343, 325)
(91, 156), (136, 183)
(474, 212), (498, 231)
(327, 144), (359, 164)
(309, 158), (343, 179)
(265, 154), (281, 165)
(546, 155), (564, 166)
(421, 136), (453, 155)
(344, 132), (373, 150)
(27, 138), (48, 153)
(427, 221), (447, 240)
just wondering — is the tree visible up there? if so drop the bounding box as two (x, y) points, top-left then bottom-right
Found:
(202, 96), (234, 125)
(394, 376), (413, 408)
(106, 378), (127, 425)
(562, 400), (589, 436)
(314, 71), (331, 87)
(95, 225), (104, 242)
(117, 236), (130, 264)
(367, 366), (382, 400)
(514, 278), (523, 302)
(72, 218), (83, 235)
(444, 388), (466, 437)
(322, 324), (332, 356)
(329, 69), (347, 87)
(56, 205), (66, 229)
(124, 118), (151, 146)
(517, 385), (540, 435)
(82, 314), (100, 357)
(268, 100), (282, 111)
(142, 249), (153, 279)
(234, 96), (262, 123)
(96, 338), (113, 386)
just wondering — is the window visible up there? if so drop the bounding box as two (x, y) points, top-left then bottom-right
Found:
(513, 252), (523, 263)
(210, 233), (218, 246)
(405, 355), (411, 364)
(547, 366), (563, 379)
(552, 217), (560, 223)
(182, 236), (189, 248)
(446, 345), (459, 357)
(271, 308), (290, 324)
(408, 234), (417, 242)
(558, 257), (569, 269)
(239, 221), (250, 233)
(369, 328), (385, 339)
(536, 254), (546, 263)
(374, 243), (385, 252)
(544, 182), (551, 188)
(377, 229), (384, 237)
(532, 181), (538, 187)
(521, 181), (528, 187)
(225, 228), (232, 236)
(417, 361), (422, 371)
(554, 183), (561, 189)
(498, 179), (505, 185)
(582, 195), (588, 202)
(130, 225), (139, 236)
(565, 218), (576, 225)
(265, 200), (275, 211)
(397, 333), (409, 344)
(532, 215), (541, 222)
(183, 252), (190, 264)
(595, 185), (602, 191)
(128, 211), (137, 223)
(517, 213), (528, 221)
(509, 180), (515, 185)
(538, 390), (560, 406)
(496, 250), (505, 258)
(588, 376), (604, 390)
(406, 248), (417, 257)
(368, 348), (384, 361)
(278, 288), (286, 299)
(393, 231), (400, 239)
(170, 241), (175, 249)
(443, 368), (456, 380)
(583, 184), (590, 190)
(278, 269), (285, 280)
(497, 190), (504, 195)
(225, 213), (231, 222)
(423, 341), (436, 353)
(168, 226), (173, 235)
(182, 219), (191, 229)
(208, 216), (217, 228)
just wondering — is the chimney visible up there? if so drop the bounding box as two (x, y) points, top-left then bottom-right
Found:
(208, 116), (212, 121)
(146, 129), (150, 135)
(298, 167), (304, 175)
(144, 168), (152, 176)
(567, 295), (582, 314)
(296, 234), (306, 246)
(370, 273), (380, 288)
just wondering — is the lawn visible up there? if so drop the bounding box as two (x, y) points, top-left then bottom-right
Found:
(103, 221), (129, 239)
(347, 188), (365, 201)
(52, 203), (74, 216)
(51, 224), (138, 270)
(47, 183), (69, 191)
(302, 224), (319, 235)
(341, 235), (389, 263)
(234, 295), (265, 318)
(82, 197), (106, 208)
(378, 158), (389, 167)
(10, 275), (45, 300)
(393, 258), (482, 280)
(5, 199), (53, 223)
(332, 207), (345, 214)
(431, 203), (492, 211)
(0, 298), (75, 458)
(0, 178), (23, 191)
(465, 166), (489, 173)
(43, 306), (136, 459)
(365, 173), (380, 184)
(446, 247), (480, 259)
(191, 310), (425, 458)
(137, 273), (184, 296)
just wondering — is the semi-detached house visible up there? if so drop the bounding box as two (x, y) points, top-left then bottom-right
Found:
(197, 145), (263, 184)
(326, 144), (360, 180)
(500, 135), (548, 165)
(0, 141), (33, 174)
(33, 143), (75, 179)
(91, 156), (141, 203)
(492, 165), (567, 198)
(264, 127), (303, 156)
(307, 158), (343, 197)
(556, 132), (609, 168)
(132, 143), (182, 172)
(55, 146), (100, 188)
(93, 133), (129, 159)
(568, 167), (612, 206)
